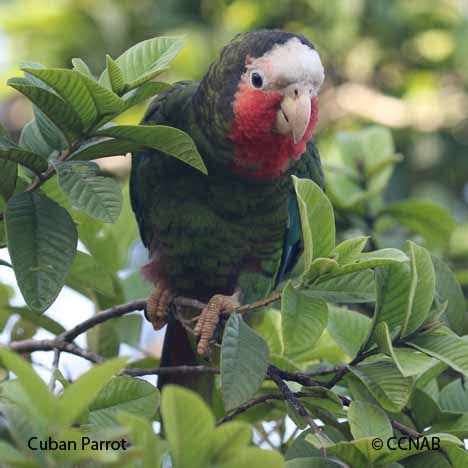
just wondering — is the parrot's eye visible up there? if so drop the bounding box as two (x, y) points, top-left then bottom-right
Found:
(250, 71), (264, 89)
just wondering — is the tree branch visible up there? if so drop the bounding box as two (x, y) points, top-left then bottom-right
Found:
(268, 364), (326, 456)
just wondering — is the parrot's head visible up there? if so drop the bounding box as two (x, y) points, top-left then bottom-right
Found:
(196, 30), (324, 180)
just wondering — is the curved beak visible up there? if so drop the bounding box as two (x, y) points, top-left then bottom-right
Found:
(275, 85), (312, 144)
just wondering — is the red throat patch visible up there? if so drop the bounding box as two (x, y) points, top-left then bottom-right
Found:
(227, 83), (319, 180)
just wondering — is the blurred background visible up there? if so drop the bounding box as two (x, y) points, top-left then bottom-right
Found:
(0, 0), (467, 376)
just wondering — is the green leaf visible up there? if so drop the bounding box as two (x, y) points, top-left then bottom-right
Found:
(0, 137), (48, 174)
(0, 159), (17, 200)
(55, 161), (122, 223)
(401, 241), (435, 336)
(116, 412), (166, 468)
(371, 262), (412, 339)
(292, 176), (335, 267)
(285, 458), (345, 468)
(327, 306), (371, 358)
(375, 322), (435, 376)
(88, 376), (159, 427)
(65, 251), (115, 297)
(80, 73), (124, 116)
(70, 138), (138, 161)
(314, 433), (461, 467)
(407, 329), (468, 375)
(212, 421), (251, 463)
(221, 314), (269, 411)
(8, 77), (83, 139)
(23, 67), (98, 129)
(2, 306), (65, 335)
(0, 440), (32, 467)
(332, 236), (369, 264)
(100, 36), (183, 90)
(432, 256), (466, 333)
(249, 308), (283, 355)
(97, 124), (207, 174)
(33, 106), (68, 150)
(218, 447), (284, 468)
(105, 55), (125, 94)
(122, 81), (171, 110)
(348, 401), (393, 440)
(72, 58), (94, 78)
(6, 192), (78, 312)
(57, 357), (127, 427)
(114, 315), (142, 347)
(0, 349), (56, 419)
(281, 282), (328, 360)
(349, 359), (413, 412)
(306, 270), (376, 303)
(332, 248), (409, 277)
(439, 379), (468, 412)
(10, 318), (36, 340)
(383, 199), (456, 248)
(19, 118), (55, 158)
(161, 385), (214, 468)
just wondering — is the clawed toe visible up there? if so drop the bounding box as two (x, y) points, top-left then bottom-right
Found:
(145, 284), (173, 330)
(194, 291), (240, 355)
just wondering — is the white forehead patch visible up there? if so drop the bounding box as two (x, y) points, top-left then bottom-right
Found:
(247, 37), (324, 89)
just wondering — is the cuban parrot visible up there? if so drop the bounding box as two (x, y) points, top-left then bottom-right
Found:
(130, 30), (325, 389)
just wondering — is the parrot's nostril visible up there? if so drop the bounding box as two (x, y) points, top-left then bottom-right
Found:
(294, 88), (299, 96)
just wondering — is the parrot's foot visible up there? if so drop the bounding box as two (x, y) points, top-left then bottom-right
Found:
(145, 283), (173, 330)
(194, 290), (241, 355)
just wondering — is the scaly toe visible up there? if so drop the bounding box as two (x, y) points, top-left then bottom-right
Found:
(145, 284), (173, 330)
(195, 292), (240, 355)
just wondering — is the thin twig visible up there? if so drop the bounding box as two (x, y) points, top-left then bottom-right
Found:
(7, 339), (103, 363)
(123, 365), (219, 377)
(268, 365), (326, 456)
(59, 300), (146, 342)
(48, 348), (61, 392)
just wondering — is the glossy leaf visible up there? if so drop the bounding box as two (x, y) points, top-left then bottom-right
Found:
(23, 67), (98, 128)
(122, 81), (171, 110)
(100, 36), (183, 90)
(97, 124), (207, 174)
(0, 349), (56, 419)
(72, 57), (94, 78)
(8, 77), (83, 139)
(407, 329), (468, 375)
(6, 192), (78, 312)
(349, 359), (413, 412)
(0, 137), (48, 174)
(57, 357), (127, 427)
(88, 376), (159, 427)
(65, 251), (115, 297)
(401, 241), (435, 336)
(19, 118), (55, 158)
(55, 161), (122, 223)
(161, 385), (214, 468)
(306, 270), (376, 303)
(432, 256), (466, 333)
(71, 138), (138, 161)
(327, 306), (371, 358)
(348, 401), (393, 440)
(292, 176), (335, 265)
(281, 282), (328, 360)
(105, 54), (125, 94)
(332, 236), (369, 265)
(221, 314), (269, 411)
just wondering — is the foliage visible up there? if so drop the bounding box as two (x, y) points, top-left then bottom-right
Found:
(0, 30), (467, 468)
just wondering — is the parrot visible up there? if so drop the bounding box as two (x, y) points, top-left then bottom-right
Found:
(130, 29), (325, 390)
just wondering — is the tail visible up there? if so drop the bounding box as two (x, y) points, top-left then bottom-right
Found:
(158, 315), (214, 403)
